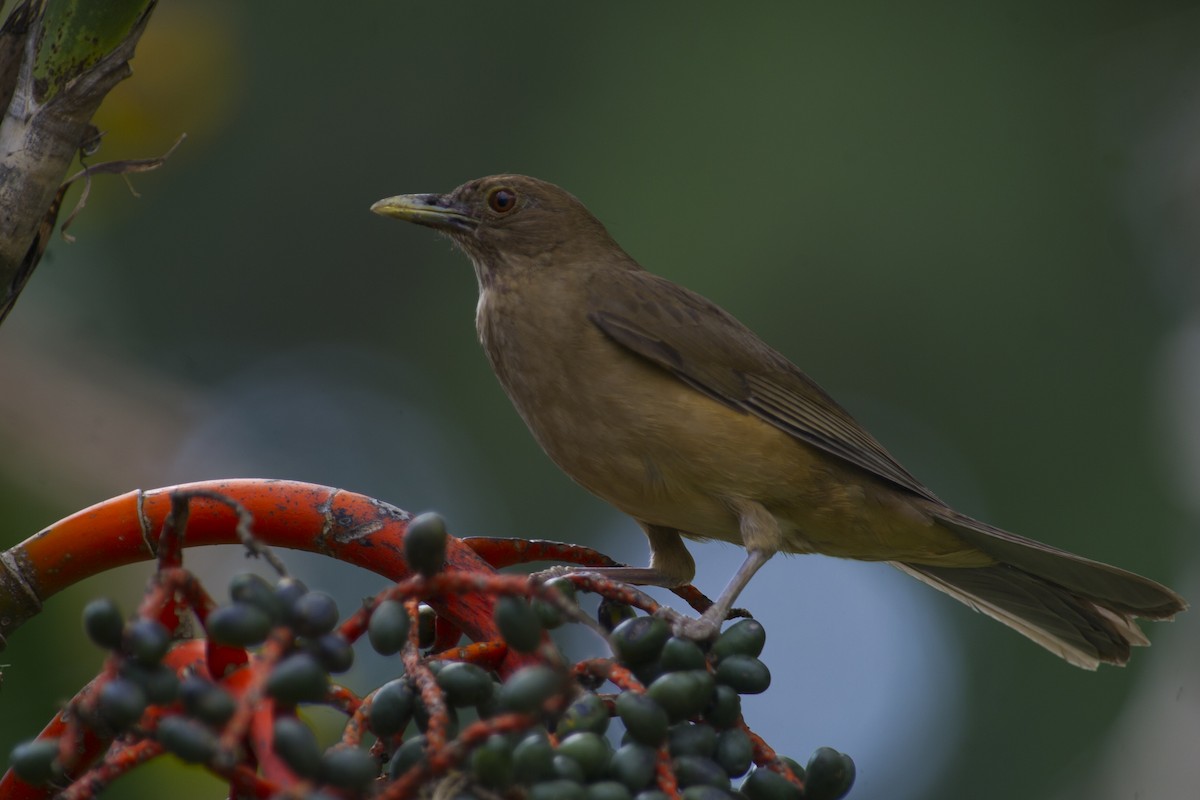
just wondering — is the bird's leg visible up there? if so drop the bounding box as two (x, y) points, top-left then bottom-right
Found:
(533, 524), (696, 586)
(671, 548), (773, 639)
(671, 499), (780, 640)
(586, 523), (697, 585)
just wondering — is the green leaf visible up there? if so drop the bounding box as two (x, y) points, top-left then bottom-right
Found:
(32, 0), (153, 102)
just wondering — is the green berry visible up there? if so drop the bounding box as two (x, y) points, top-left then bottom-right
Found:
(272, 716), (321, 778)
(368, 599), (411, 655)
(405, 512), (448, 577)
(715, 655), (770, 695)
(611, 616), (671, 666)
(229, 573), (282, 620)
(8, 738), (60, 785)
(273, 578), (309, 617)
(495, 595), (543, 653)
(531, 778), (587, 800)
(470, 734), (514, 790)
(291, 591), (339, 637)
(119, 661), (179, 705)
(82, 598), (124, 650)
(646, 670), (715, 722)
(513, 731), (555, 783)
(123, 619), (171, 665)
(714, 728), (752, 778)
(98, 678), (147, 731)
(180, 677), (235, 727)
(546, 577), (578, 603)
(597, 599), (637, 632)
(557, 732), (612, 781)
(436, 661), (494, 707)
(417, 604), (437, 648)
(672, 755), (730, 790)
(615, 691), (669, 747)
(704, 685), (741, 729)
(207, 602), (272, 647)
(266, 653), (329, 704)
(369, 678), (416, 738)
(588, 780), (634, 800)
(533, 577), (577, 629)
(660, 636), (707, 672)
(476, 678), (504, 718)
(631, 660), (664, 688)
(496, 665), (562, 714)
(804, 747), (855, 800)
(609, 742), (658, 791)
(156, 716), (218, 764)
(680, 786), (734, 800)
(309, 633), (354, 673)
(668, 722), (717, 759)
(320, 746), (378, 790)
(557, 691), (610, 737)
(741, 767), (802, 800)
(711, 619), (766, 661)
(554, 753), (586, 782)
(388, 735), (427, 779)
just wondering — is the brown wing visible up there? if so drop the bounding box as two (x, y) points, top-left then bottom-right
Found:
(588, 268), (942, 503)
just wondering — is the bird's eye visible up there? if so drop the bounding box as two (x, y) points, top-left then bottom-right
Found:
(488, 188), (517, 214)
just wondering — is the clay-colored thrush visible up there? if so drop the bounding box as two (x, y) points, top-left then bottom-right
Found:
(372, 174), (1185, 668)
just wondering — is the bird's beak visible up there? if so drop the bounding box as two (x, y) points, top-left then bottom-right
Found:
(370, 193), (477, 232)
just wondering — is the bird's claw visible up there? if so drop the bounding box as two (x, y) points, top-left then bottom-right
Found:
(654, 606), (722, 641)
(671, 615), (721, 641)
(530, 564), (576, 583)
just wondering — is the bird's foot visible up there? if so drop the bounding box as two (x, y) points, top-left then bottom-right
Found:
(657, 600), (756, 640)
(656, 606), (723, 642)
(530, 564), (576, 583)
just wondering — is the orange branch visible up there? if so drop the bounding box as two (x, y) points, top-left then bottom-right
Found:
(0, 480), (506, 656)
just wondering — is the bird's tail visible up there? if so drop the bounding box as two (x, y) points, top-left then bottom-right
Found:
(893, 511), (1186, 669)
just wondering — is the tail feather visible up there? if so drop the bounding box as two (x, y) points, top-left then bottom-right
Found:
(934, 510), (1185, 619)
(893, 510), (1185, 669)
(894, 562), (1155, 669)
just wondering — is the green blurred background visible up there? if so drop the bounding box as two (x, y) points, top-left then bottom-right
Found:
(2, 2), (1198, 798)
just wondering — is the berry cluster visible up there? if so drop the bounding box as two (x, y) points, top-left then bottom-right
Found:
(7, 509), (854, 799)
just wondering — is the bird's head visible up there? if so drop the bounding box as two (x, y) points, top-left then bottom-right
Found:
(371, 174), (628, 284)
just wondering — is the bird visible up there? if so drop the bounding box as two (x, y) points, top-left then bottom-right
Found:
(371, 174), (1186, 668)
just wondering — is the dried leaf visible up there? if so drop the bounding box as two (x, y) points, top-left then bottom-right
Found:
(58, 131), (186, 241)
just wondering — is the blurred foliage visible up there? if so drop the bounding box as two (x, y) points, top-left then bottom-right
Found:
(89, 1), (240, 159)
(2, 2), (1198, 799)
